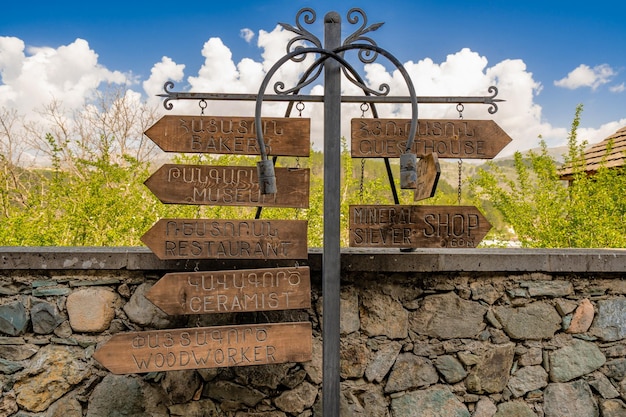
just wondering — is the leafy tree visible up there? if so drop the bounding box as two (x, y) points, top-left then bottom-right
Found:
(469, 104), (626, 248)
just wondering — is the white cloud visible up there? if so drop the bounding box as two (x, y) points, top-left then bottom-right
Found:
(161, 30), (563, 156)
(554, 64), (616, 90)
(240, 28), (255, 43)
(609, 82), (625, 93)
(3, 28), (622, 165)
(354, 48), (559, 155)
(142, 56), (185, 107)
(0, 36), (129, 119)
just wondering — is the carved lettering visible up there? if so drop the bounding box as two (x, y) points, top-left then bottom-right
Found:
(144, 165), (309, 208)
(351, 118), (511, 159)
(93, 323), (312, 373)
(349, 205), (491, 249)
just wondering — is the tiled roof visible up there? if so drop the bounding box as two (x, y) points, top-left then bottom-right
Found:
(559, 126), (626, 180)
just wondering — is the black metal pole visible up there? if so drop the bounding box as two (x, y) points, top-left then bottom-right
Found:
(322, 10), (341, 417)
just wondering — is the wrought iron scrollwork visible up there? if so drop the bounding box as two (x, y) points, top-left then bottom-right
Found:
(273, 61), (324, 95)
(342, 8), (384, 64)
(159, 81), (176, 110)
(487, 86), (499, 114)
(279, 8), (321, 60)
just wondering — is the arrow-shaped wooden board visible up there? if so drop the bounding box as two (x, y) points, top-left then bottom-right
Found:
(93, 322), (312, 374)
(146, 267), (311, 315)
(351, 118), (512, 159)
(144, 116), (310, 156)
(349, 205), (491, 248)
(141, 219), (308, 260)
(144, 165), (309, 208)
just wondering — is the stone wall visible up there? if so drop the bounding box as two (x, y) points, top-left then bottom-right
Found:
(1, 247), (626, 417)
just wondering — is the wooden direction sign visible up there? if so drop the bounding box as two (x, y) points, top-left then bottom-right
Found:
(141, 219), (308, 260)
(349, 205), (491, 248)
(414, 152), (440, 201)
(351, 118), (512, 159)
(146, 267), (311, 315)
(145, 164), (310, 208)
(144, 116), (310, 156)
(93, 322), (312, 374)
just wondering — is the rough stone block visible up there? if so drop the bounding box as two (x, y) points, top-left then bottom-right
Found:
(391, 387), (470, 417)
(14, 345), (89, 412)
(0, 301), (29, 336)
(549, 339), (605, 382)
(31, 300), (63, 334)
(494, 302), (561, 340)
(465, 343), (515, 394)
(360, 290), (408, 339)
(385, 353), (438, 393)
(67, 288), (118, 333)
(409, 292), (487, 339)
(590, 299), (626, 341)
(566, 299), (594, 334)
(544, 380), (599, 417)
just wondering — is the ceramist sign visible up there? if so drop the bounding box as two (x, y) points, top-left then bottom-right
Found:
(146, 267), (311, 315)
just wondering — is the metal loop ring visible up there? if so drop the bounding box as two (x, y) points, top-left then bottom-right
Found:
(199, 99), (208, 115)
(296, 101), (305, 116)
(456, 103), (464, 119)
(360, 102), (370, 117)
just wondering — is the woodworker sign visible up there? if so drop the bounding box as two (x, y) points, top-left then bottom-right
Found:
(93, 322), (312, 374)
(141, 219), (308, 260)
(146, 267), (311, 315)
(349, 205), (491, 248)
(351, 118), (512, 159)
(144, 116), (310, 156)
(144, 165), (310, 208)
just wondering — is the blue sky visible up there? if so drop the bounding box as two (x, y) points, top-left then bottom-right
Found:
(2, 0), (625, 155)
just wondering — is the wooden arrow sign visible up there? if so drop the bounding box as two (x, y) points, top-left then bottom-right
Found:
(141, 219), (308, 260)
(93, 322), (312, 374)
(349, 205), (491, 248)
(414, 152), (441, 201)
(144, 116), (310, 156)
(351, 118), (512, 159)
(144, 165), (310, 208)
(146, 267), (311, 315)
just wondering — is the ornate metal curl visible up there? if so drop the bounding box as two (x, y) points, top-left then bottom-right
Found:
(273, 62), (324, 95)
(342, 8), (384, 64)
(342, 68), (390, 96)
(487, 86), (499, 114)
(279, 8), (321, 62)
(254, 42), (420, 193)
(159, 81), (176, 110)
(336, 43), (418, 152)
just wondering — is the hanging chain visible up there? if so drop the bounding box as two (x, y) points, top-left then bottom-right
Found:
(199, 99), (207, 115)
(359, 158), (366, 201)
(457, 159), (463, 205)
(295, 101), (305, 168)
(456, 103), (464, 205)
(358, 103), (369, 201)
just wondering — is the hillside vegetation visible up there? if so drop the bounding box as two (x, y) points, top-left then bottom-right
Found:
(1, 95), (623, 248)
